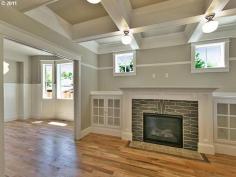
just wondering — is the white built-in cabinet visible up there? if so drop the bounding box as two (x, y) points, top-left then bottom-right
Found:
(91, 92), (122, 129)
(214, 98), (236, 144)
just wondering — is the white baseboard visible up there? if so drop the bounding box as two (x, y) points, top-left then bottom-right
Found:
(80, 126), (92, 139)
(80, 126), (121, 138)
(198, 142), (215, 155)
(215, 143), (236, 156)
(4, 117), (18, 122)
(92, 126), (121, 137)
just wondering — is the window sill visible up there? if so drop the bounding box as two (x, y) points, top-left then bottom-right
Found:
(113, 72), (136, 77)
(56, 98), (73, 100)
(191, 67), (229, 73)
(42, 98), (53, 100)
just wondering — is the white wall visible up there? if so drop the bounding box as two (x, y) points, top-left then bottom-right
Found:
(0, 34), (5, 177)
(31, 84), (74, 121)
(3, 50), (31, 122)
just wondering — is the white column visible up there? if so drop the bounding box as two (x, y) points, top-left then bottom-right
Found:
(73, 60), (81, 140)
(0, 34), (5, 177)
(121, 93), (132, 140)
(198, 93), (215, 154)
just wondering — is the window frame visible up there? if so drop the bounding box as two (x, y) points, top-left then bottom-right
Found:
(191, 39), (230, 73)
(56, 61), (74, 100)
(41, 60), (54, 100)
(113, 51), (136, 76)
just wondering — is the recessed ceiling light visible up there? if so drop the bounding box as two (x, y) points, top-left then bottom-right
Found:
(121, 30), (132, 45)
(87, 0), (101, 4)
(202, 13), (219, 33)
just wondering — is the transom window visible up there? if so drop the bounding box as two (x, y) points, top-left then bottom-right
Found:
(113, 51), (136, 76)
(191, 39), (229, 73)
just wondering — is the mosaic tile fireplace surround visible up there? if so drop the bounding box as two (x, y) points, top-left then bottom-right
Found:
(132, 99), (198, 151)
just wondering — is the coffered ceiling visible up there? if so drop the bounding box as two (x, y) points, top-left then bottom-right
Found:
(14, 0), (236, 54)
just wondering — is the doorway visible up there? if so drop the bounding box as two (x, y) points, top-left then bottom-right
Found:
(1, 38), (81, 176)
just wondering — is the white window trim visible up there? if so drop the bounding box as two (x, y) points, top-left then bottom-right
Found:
(113, 51), (136, 76)
(191, 39), (230, 73)
(56, 61), (74, 100)
(41, 60), (55, 100)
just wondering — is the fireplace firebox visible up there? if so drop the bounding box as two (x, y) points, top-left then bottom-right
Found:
(143, 113), (183, 148)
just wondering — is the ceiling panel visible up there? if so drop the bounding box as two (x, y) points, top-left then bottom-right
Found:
(129, 0), (168, 9)
(48, 0), (108, 25)
(224, 0), (236, 10)
(15, 0), (50, 12)
(142, 25), (185, 38)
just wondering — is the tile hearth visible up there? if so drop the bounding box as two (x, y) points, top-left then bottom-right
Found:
(129, 141), (207, 162)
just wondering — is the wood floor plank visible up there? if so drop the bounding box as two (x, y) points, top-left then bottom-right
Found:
(4, 119), (236, 177)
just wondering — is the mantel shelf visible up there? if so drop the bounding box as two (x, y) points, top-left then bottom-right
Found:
(120, 87), (217, 94)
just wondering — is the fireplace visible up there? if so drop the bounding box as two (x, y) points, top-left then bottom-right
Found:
(132, 99), (198, 150)
(143, 113), (183, 148)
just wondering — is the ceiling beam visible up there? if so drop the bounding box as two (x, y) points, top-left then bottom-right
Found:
(187, 0), (230, 43)
(101, 0), (140, 49)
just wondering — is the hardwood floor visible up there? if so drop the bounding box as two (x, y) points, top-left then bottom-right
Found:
(4, 119), (236, 177)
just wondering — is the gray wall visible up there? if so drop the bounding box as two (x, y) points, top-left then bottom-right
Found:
(30, 55), (60, 84)
(98, 38), (236, 91)
(81, 51), (98, 129)
(4, 50), (31, 84)
(4, 60), (23, 83)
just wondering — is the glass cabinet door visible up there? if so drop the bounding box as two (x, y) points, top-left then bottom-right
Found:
(107, 98), (120, 127)
(216, 103), (236, 143)
(92, 96), (121, 128)
(92, 98), (105, 126)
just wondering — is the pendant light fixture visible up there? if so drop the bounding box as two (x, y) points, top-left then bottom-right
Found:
(86, 0), (101, 4)
(121, 30), (132, 45)
(202, 13), (219, 33)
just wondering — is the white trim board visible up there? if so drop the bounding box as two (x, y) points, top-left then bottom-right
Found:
(215, 143), (236, 156)
(90, 91), (123, 96)
(82, 57), (236, 71)
(80, 126), (121, 138)
(81, 63), (98, 70)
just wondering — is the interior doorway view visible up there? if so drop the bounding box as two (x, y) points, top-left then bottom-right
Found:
(3, 39), (75, 123)
(3, 39), (78, 176)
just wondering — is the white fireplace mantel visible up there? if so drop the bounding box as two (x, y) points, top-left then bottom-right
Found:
(120, 87), (217, 155)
